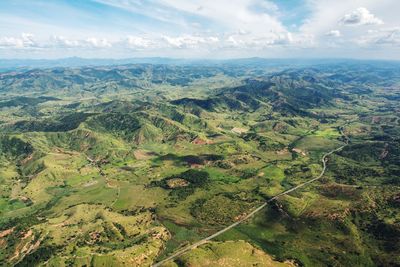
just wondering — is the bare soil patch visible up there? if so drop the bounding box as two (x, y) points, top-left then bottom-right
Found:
(134, 150), (157, 160)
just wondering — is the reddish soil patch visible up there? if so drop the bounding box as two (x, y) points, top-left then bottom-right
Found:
(231, 127), (248, 135)
(134, 150), (157, 160)
(166, 178), (190, 188)
(190, 163), (204, 169)
(292, 148), (306, 156)
(276, 148), (290, 155)
(192, 137), (213, 145)
(0, 228), (14, 238)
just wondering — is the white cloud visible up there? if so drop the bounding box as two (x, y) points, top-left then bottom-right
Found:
(357, 28), (400, 46)
(325, 30), (341, 37)
(224, 32), (314, 49)
(125, 36), (154, 49)
(0, 37), (24, 48)
(375, 29), (400, 45)
(96, 0), (287, 36)
(0, 33), (38, 48)
(298, 1), (394, 55)
(51, 35), (80, 48)
(93, 0), (192, 28)
(50, 36), (112, 48)
(339, 7), (383, 26)
(21, 33), (36, 47)
(162, 35), (219, 48)
(85, 38), (112, 48)
(2, 1), (400, 59)
(159, 0), (286, 35)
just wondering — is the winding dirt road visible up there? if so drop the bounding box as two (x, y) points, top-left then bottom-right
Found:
(152, 130), (349, 267)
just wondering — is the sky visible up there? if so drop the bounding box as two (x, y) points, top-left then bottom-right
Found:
(0, 0), (399, 59)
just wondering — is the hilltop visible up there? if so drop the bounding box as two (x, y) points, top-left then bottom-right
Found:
(0, 61), (399, 266)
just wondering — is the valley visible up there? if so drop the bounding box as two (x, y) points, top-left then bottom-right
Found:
(0, 59), (399, 266)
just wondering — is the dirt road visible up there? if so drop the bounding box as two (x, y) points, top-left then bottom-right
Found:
(152, 131), (349, 267)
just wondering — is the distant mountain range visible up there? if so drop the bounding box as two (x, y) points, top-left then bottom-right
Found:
(1, 57), (398, 71)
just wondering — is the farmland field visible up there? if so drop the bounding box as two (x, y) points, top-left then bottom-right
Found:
(0, 59), (399, 266)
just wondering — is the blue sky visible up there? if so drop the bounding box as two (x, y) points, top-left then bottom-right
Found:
(0, 0), (399, 59)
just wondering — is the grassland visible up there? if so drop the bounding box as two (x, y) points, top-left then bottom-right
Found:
(0, 61), (399, 266)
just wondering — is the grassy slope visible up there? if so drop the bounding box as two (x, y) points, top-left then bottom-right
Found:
(0, 63), (399, 266)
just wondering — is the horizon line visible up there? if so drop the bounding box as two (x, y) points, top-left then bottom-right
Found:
(1, 56), (400, 62)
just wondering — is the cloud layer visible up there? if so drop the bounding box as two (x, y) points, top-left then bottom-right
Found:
(0, 0), (399, 59)
(340, 7), (383, 26)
